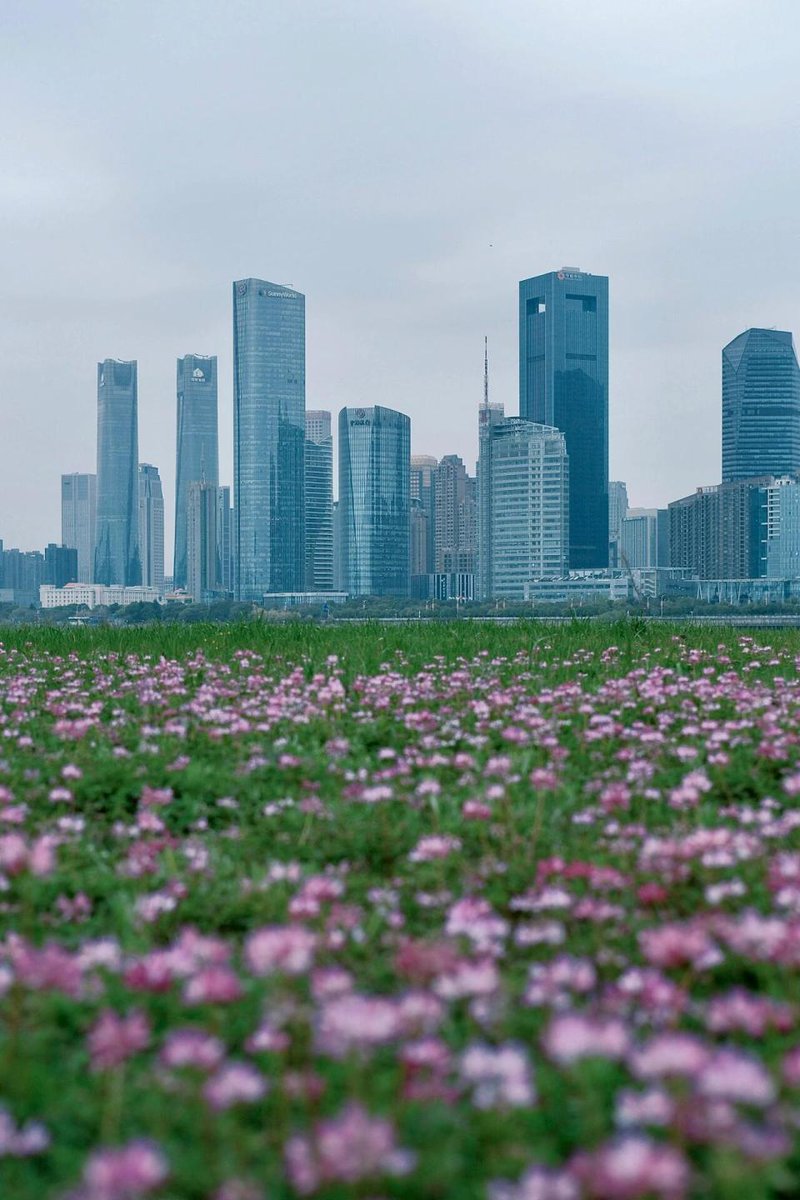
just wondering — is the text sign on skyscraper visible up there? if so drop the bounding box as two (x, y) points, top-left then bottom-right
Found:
(519, 269), (609, 569)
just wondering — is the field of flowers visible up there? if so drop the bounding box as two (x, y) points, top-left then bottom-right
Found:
(2, 619), (800, 1199)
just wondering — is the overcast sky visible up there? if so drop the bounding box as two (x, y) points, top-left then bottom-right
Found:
(2, 0), (799, 560)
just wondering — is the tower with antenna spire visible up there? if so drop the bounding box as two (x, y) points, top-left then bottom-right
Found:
(476, 337), (505, 599)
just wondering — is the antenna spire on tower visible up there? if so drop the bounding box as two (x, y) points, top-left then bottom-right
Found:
(483, 336), (489, 407)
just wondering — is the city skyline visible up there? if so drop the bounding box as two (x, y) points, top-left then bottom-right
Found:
(3, 2), (800, 554)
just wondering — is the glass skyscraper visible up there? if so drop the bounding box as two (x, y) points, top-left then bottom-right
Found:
(233, 279), (305, 600)
(338, 405), (411, 597)
(722, 329), (800, 482)
(94, 359), (140, 586)
(138, 463), (165, 592)
(174, 354), (219, 589)
(519, 268), (609, 568)
(61, 472), (96, 583)
(305, 410), (334, 591)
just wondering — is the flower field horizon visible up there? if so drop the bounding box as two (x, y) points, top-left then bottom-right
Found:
(2, 619), (800, 1199)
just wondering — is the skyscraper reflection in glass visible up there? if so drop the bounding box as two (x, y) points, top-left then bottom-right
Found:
(94, 359), (141, 585)
(233, 279), (305, 600)
(519, 268), (609, 568)
(339, 406), (410, 597)
(174, 354), (218, 589)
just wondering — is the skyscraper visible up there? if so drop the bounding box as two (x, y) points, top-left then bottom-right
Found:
(339, 405), (411, 597)
(94, 359), (140, 586)
(519, 268), (609, 568)
(485, 418), (569, 598)
(410, 455), (437, 574)
(138, 464), (165, 592)
(186, 482), (231, 602)
(174, 354), (219, 589)
(476, 401), (504, 601)
(305, 410), (334, 591)
(608, 481), (629, 568)
(722, 329), (800, 482)
(61, 473), (96, 582)
(233, 278), (305, 601)
(434, 455), (476, 574)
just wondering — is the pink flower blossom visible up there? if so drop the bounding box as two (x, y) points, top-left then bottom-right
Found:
(244, 925), (316, 976)
(203, 1062), (267, 1110)
(284, 1103), (414, 1194)
(88, 1009), (150, 1072)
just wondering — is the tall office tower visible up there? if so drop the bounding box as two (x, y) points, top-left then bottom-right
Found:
(434, 455), (476, 574)
(44, 544), (78, 588)
(476, 404), (505, 601)
(304, 410), (334, 590)
(94, 360), (140, 586)
(338, 405), (411, 597)
(722, 329), (800, 482)
(138, 464), (165, 592)
(761, 478), (800, 578)
(410, 455), (438, 574)
(620, 509), (668, 570)
(174, 355), (219, 589)
(186, 482), (228, 602)
(519, 268), (609, 568)
(217, 486), (233, 595)
(487, 418), (569, 599)
(233, 278), (305, 601)
(410, 500), (429, 577)
(61, 473), (97, 582)
(608, 481), (629, 567)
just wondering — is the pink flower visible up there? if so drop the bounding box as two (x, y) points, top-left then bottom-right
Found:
(73, 1140), (168, 1199)
(316, 993), (401, 1057)
(489, 1165), (580, 1200)
(244, 926), (316, 976)
(460, 1042), (535, 1108)
(408, 835), (462, 863)
(183, 966), (243, 1005)
(697, 1049), (775, 1107)
(160, 1029), (225, 1072)
(88, 1009), (150, 1072)
(570, 1135), (690, 1199)
(543, 1014), (631, 1065)
(284, 1103), (414, 1195)
(203, 1062), (267, 1110)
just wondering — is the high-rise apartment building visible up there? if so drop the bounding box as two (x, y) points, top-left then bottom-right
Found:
(174, 355), (219, 589)
(186, 482), (231, 602)
(608, 481), (629, 568)
(138, 464), (165, 593)
(233, 278), (305, 601)
(485, 418), (569, 598)
(722, 329), (800, 483)
(305, 410), (334, 591)
(519, 268), (609, 567)
(434, 454), (476, 574)
(61, 473), (97, 582)
(94, 359), (140, 586)
(410, 500), (429, 578)
(761, 478), (800, 578)
(410, 455), (437, 574)
(476, 400), (505, 600)
(338, 406), (410, 597)
(620, 509), (668, 570)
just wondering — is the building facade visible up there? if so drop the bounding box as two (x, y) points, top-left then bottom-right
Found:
(138, 464), (165, 592)
(722, 329), (800, 483)
(174, 354), (219, 589)
(620, 508), (668, 570)
(519, 268), (609, 568)
(759, 478), (800, 579)
(304, 410), (334, 591)
(94, 359), (140, 586)
(338, 405), (411, 597)
(233, 278), (305, 601)
(410, 455), (437, 575)
(186, 482), (231, 602)
(434, 455), (476, 574)
(487, 418), (569, 599)
(61, 473), (97, 583)
(44, 544), (78, 588)
(476, 401), (505, 600)
(608, 481), (629, 567)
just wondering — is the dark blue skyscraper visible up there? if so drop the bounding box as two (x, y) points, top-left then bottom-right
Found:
(174, 355), (219, 589)
(94, 359), (140, 585)
(519, 268), (609, 568)
(233, 279), (305, 600)
(339, 406), (410, 597)
(722, 329), (800, 483)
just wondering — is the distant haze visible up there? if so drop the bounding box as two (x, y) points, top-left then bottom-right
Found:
(2, 0), (799, 560)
